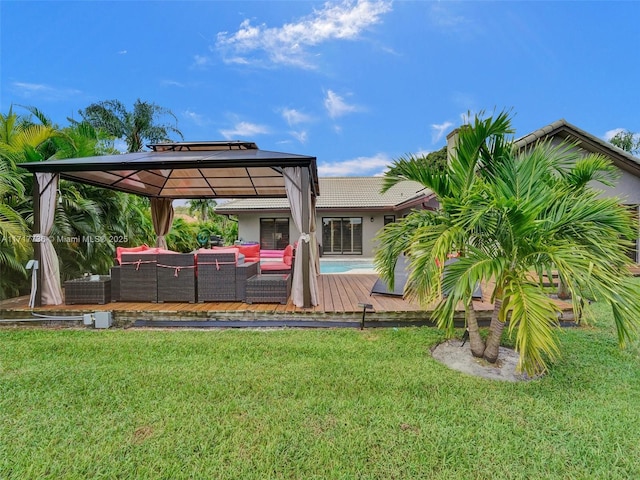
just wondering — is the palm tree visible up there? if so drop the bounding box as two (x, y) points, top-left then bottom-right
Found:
(44, 121), (154, 276)
(376, 111), (514, 358)
(376, 111), (640, 375)
(77, 99), (183, 152)
(0, 106), (57, 298)
(3, 106), (155, 291)
(188, 199), (217, 222)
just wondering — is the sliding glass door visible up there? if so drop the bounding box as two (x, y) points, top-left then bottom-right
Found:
(322, 217), (362, 254)
(260, 218), (290, 249)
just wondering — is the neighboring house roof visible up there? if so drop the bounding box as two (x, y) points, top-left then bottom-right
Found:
(514, 119), (640, 177)
(216, 177), (432, 214)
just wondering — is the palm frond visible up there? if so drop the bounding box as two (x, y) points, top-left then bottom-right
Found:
(503, 277), (561, 375)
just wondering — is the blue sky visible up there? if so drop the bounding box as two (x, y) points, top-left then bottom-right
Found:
(1, 1), (639, 177)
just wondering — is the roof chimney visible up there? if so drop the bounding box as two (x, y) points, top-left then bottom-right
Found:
(446, 128), (460, 163)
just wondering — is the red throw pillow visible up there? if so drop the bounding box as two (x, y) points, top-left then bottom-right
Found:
(283, 245), (293, 266)
(237, 243), (260, 261)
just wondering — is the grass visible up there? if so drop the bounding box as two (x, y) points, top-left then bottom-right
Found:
(1, 303), (639, 479)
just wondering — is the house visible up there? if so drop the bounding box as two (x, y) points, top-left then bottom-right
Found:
(512, 119), (640, 262)
(215, 177), (437, 257)
(217, 119), (640, 261)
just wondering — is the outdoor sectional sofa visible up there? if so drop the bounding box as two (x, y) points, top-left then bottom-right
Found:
(109, 246), (260, 304)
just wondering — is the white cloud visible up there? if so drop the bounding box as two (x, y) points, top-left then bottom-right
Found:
(324, 90), (359, 118)
(220, 121), (270, 139)
(117, 50), (127, 55)
(319, 152), (391, 176)
(215, 0), (392, 68)
(161, 79), (186, 88)
(11, 82), (82, 101)
(431, 121), (453, 143)
(192, 54), (213, 68)
(183, 109), (209, 127)
(604, 128), (625, 141)
(290, 130), (309, 144)
(460, 110), (476, 125)
(414, 148), (435, 158)
(429, 3), (470, 31)
(281, 107), (312, 126)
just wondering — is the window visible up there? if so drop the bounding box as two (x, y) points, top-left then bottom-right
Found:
(384, 215), (395, 225)
(322, 217), (362, 254)
(260, 218), (289, 249)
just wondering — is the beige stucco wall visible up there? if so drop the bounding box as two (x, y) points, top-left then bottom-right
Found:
(593, 168), (640, 204)
(591, 170), (640, 263)
(234, 209), (427, 257)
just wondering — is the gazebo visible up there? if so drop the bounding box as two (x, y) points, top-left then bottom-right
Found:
(19, 141), (320, 308)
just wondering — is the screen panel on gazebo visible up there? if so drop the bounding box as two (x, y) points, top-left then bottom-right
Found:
(251, 177), (285, 187)
(206, 177), (254, 188)
(113, 177), (162, 196)
(126, 170), (168, 187)
(65, 171), (125, 186)
(164, 178), (210, 189)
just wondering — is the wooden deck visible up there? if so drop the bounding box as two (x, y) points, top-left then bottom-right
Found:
(0, 274), (504, 327)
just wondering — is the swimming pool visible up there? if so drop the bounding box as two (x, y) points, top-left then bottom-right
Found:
(320, 258), (375, 274)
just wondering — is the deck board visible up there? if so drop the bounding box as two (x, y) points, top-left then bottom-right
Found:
(0, 273), (573, 326)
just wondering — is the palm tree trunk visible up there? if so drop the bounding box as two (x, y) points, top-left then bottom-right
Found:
(483, 297), (504, 363)
(557, 275), (571, 300)
(466, 299), (485, 357)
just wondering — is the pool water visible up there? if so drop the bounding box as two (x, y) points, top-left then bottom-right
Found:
(320, 259), (375, 274)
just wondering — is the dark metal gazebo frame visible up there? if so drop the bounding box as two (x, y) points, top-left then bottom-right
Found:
(19, 141), (320, 308)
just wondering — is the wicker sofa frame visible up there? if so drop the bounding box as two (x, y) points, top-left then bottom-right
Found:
(157, 253), (197, 303)
(246, 273), (292, 304)
(197, 252), (259, 302)
(64, 276), (112, 305)
(119, 253), (158, 302)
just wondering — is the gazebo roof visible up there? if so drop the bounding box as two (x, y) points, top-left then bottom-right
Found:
(19, 141), (319, 199)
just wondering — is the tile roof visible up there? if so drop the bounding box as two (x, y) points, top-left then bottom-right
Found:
(215, 177), (431, 212)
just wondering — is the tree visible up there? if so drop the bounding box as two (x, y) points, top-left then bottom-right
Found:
(377, 112), (514, 359)
(77, 99), (183, 153)
(0, 105), (157, 298)
(0, 106), (56, 298)
(609, 130), (640, 155)
(376, 111), (640, 375)
(188, 199), (217, 223)
(15, 110), (153, 278)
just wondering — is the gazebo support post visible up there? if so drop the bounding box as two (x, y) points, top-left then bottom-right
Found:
(301, 168), (311, 308)
(32, 175), (43, 307)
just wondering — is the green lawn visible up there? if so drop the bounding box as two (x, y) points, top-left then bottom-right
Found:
(1, 302), (639, 479)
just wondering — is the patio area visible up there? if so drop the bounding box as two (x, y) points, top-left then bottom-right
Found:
(0, 273), (574, 328)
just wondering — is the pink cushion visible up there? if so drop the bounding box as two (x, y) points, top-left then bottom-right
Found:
(260, 249), (284, 258)
(283, 245), (293, 266)
(146, 248), (179, 255)
(260, 262), (290, 272)
(116, 245), (150, 264)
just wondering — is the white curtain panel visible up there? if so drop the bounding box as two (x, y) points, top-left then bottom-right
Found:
(34, 172), (63, 306)
(284, 166), (319, 307)
(151, 198), (175, 249)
